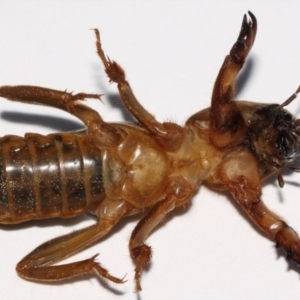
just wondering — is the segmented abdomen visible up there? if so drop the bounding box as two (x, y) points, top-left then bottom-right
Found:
(0, 132), (105, 223)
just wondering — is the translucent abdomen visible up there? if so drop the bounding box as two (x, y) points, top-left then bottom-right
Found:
(0, 132), (105, 223)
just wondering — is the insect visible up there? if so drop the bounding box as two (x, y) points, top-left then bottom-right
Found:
(0, 11), (299, 293)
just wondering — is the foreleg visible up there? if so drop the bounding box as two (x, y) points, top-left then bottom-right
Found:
(215, 150), (300, 267)
(129, 177), (193, 292)
(17, 199), (129, 284)
(210, 11), (257, 148)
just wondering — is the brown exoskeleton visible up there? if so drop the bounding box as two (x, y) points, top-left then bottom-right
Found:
(0, 11), (299, 293)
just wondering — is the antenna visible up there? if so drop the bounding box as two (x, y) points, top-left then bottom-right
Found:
(280, 85), (300, 108)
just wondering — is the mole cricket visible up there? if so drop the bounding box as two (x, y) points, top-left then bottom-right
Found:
(0, 11), (299, 293)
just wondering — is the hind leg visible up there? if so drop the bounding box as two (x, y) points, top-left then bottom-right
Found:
(17, 198), (129, 284)
(0, 86), (125, 147)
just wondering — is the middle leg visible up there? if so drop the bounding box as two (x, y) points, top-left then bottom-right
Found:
(93, 29), (184, 152)
(129, 177), (193, 292)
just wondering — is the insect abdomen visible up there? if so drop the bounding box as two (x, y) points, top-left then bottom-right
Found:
(0, 132), (105, 223)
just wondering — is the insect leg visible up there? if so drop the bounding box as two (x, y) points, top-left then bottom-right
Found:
(216, 150), (300, 266)
(93, 29), (184, 151)
(0, 85), (101, 111)
(129, 177), (193, 292)
(210, 11), (257, 148)
(0, 86), (125, 147)
(17, 198), (129, 284)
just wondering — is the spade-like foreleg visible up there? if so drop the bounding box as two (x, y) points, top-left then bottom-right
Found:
(210, 11), (257, 148)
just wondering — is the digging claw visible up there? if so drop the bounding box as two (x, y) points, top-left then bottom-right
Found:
(229, 12), (257, 64)
(275, 225), (300, 265)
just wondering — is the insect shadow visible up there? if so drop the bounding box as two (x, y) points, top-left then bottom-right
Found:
(235, 56), (255, 98)
(91, 59), (140, 124)
(105, 93), (137, 123)
(1, 111), (84, 132)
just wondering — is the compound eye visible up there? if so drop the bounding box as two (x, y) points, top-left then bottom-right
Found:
(284, 113), (292, 122)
